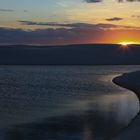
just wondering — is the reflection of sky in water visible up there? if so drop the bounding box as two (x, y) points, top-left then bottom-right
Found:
(0, 66), (139, 140)
(72, 91), (138, 125)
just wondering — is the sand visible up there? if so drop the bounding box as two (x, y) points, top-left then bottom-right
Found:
(113, 71), (140, 140)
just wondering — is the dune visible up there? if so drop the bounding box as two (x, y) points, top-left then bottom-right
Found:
(113, 71), (140, 140)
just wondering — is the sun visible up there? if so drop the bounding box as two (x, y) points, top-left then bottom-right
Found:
(120, 42), (132, 46)
(118, 41), (140, 47)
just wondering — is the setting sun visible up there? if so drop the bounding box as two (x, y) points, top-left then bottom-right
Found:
(120, 42), (133, 47)
(119, 41), (140, 47)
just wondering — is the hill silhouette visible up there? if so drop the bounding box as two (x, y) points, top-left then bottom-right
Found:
(0, 44), (140, 65)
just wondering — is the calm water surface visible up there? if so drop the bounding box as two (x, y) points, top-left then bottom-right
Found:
(0, 65), (140, 140)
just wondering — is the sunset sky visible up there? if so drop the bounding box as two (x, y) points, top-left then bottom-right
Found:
(1, 0), (140, 45)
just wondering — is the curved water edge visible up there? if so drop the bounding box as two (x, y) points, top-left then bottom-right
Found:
(0, 65), (140, 140)
(112, 71), (140, 140)
(113, 73), (140, 101)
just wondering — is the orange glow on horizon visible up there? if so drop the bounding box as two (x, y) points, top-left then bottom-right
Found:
(119, 41), (140, 46)
(119, 42), (134, 46)
(117, 41), (140, 49)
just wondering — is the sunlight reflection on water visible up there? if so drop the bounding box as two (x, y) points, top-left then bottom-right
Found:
(0, 65), (139, 140)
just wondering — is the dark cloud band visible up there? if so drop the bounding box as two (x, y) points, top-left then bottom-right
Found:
(85, 0), (102, 3)
(106, 17), (123, 21)
(19, 21), (131, 29)
(85, 0), (140, 3)
(0, 22), (140, 45)
(0, 9), (15, 12)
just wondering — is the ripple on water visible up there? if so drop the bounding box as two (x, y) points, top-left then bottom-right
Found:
(0, 65), (139, 140)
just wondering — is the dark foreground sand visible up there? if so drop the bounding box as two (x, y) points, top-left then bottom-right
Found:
(113, 71), (140, 140)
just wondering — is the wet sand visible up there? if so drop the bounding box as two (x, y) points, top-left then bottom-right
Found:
(113, 71), (140, 140)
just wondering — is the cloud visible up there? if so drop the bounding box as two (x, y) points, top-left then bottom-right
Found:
(106, 17), (123, 21)
(19, 21), (130, 30)
(118, 0), (140, 2)
(23, 10), (28, 12)
(132, 15), (140, 18)
(19, 21), (77, 28)
(0, 23), (140, 45)
(85, 0), (102, 3)
(0, 9), (15, 12)
(20, 21), (109, 29)
(85, 0), (140, 3)
(0, 9), (28, 13)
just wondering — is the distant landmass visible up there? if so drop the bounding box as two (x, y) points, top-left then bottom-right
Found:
(0, 44), (140, 65)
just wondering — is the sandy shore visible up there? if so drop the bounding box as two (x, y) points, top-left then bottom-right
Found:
(113, 71), (140, 140)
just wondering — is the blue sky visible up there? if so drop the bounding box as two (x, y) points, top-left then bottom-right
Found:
(0, 0), (140, 45)
(0, 0), (140, 29)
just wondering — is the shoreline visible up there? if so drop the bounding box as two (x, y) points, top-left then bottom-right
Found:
(112, 71), (140, 140)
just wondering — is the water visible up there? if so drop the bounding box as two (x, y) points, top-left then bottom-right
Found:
(0, 65), (139, 140)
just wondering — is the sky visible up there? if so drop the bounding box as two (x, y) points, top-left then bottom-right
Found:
(0, 0), (140, 45)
